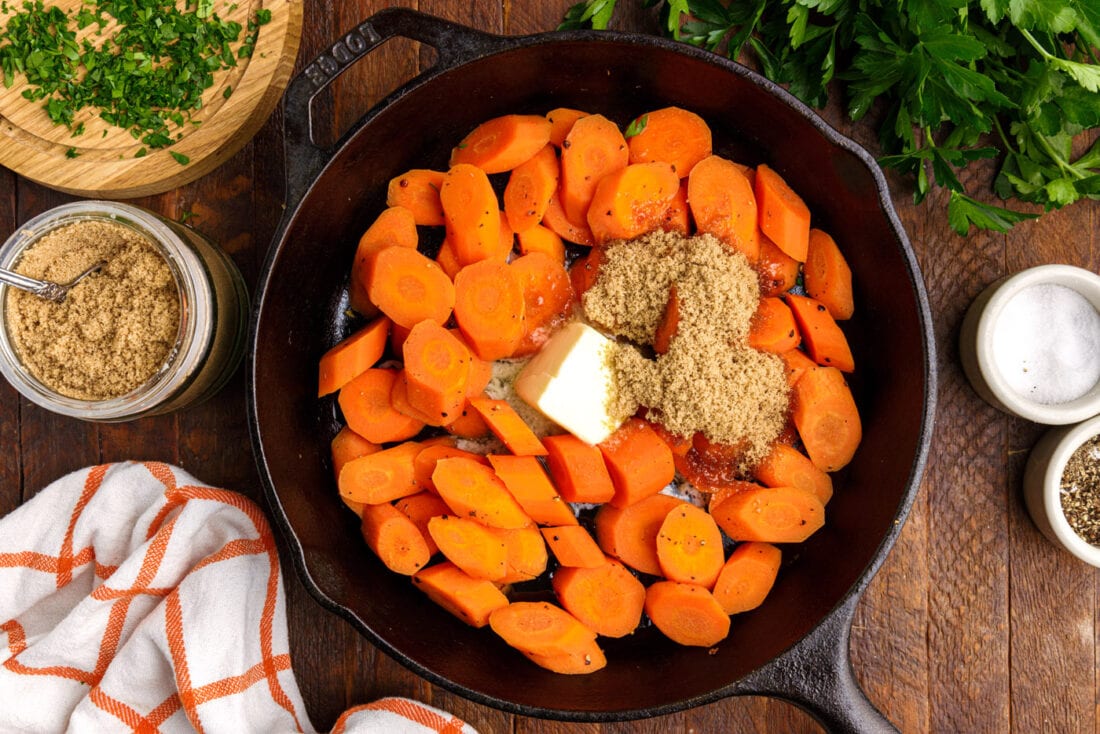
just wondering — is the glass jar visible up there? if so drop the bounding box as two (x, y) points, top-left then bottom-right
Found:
(0, 201), (249, 421)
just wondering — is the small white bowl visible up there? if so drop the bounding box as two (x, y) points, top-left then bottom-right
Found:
(959, 264), (1100, 424)
(1023, 414), (1100, 566)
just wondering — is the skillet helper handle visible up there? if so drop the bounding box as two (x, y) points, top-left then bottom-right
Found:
(281, 8), (501, 211)
(734, 592), (898, 734)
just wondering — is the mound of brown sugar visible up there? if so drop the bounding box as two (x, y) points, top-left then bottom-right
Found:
(582, 231), (789, 469)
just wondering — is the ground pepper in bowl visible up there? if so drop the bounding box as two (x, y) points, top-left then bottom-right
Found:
(1060, 434), (1100, 546)
(4, 220), (180, 400)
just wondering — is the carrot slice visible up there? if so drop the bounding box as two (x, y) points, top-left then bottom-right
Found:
(386, 169), (446, 226)
(450, 114), (553, 173)
(427, 515), (509, 581)
(432, 456), (533, 529)
(390, 370), (446, 426)
(489, 601), (597, 658)
(331, 425), (381, 483)
(552, 560), (646, 638)
(453, 259), (526, 361)
(755, 164), (811, 262)
(586, 161), (680, 244)
(541, 191), (596, 247)
(360, 502), (433, 576)
(504, 144), (560, 233)
(413, 444), (487, 492)
(443, 401), (492, 440)
(435, 238), (463, 280)
(567, 245), (603, 300)
(660, 179), (691, 235)
(804, 228), (854, 320)
(441, 163), (503, 265)
(626, 107), (712, 177)
(653, 283), (680, 355)
(711, 542), (782, 615)
(792, 365), (861, 472)
(318, 315), (391, 397)
(469, 397), (548, 456)
(516, 223), (566, 264)
(594, 493), (685, 576)
(655, 503), (725, 588)
(523, 636), (607, 675)
(644, 581), (731, 647)
(366, 246), (455, 328)
(541, 525), (606, 569)
(490, 524), (549, 584)
(487, 454), (578, 526)
(785, 293), (855, 373)
(337, 368), (424, 443)
(395, 492), (451, 555)
(402, 321), (472, 424)
(510, 252), (574, 357)
(559, 113), (629, 224)
(348, 206), (418, 315)
(754, 442), (833, 505)
(756, 231), (801, 297)
(687, 155), (759, 262)
(598, 418), (676, 508)
(542, 433), (615, 504)
(710, 484), (825, 543)
(412, 561), (509, 628)
(546, 107), (589, 147)
(338, 441), (424, 506)
(748, 296), (801, 354)
(780, 347), (817, 387)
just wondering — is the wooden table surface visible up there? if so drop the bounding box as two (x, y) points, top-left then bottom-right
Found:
(2, 2), (1098, 732)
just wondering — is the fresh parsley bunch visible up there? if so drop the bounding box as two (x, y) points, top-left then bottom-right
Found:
(561, 0), (1100, 234)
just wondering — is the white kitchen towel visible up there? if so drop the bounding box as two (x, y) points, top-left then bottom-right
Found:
(0, 461), (476, 734)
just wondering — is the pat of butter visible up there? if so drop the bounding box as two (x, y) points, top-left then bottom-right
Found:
(514, 321), (624, 445)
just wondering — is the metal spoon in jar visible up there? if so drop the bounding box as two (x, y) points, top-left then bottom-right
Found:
(0, 260), (108, 304)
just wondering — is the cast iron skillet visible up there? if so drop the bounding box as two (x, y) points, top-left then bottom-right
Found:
(248, 8), (937, 731)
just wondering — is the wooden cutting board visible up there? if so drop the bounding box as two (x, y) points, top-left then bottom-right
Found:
(0, 0), (302, 198)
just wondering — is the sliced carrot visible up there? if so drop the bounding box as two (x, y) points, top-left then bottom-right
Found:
(498, 209), (516, 259)
(516, 223), (566, 264)
(710, 484), (825, 543)
(568, 244), (603, 300)
(469, 397), (548, 456)
(626, 106), (712, 177)
(412, 561), (509, 628)
(427, 515), (509, 581)
(656, 503), (725, 588)
(366, 246), (454, 328)
(395, 492), (452, 555)
(331, 426), (381, 483)
(660, 179), (691, 235)
(318, 315), (391, 397)
(687, 155), (759, 262)
(552, 560), (646, 638)
(510, 252), (574, 357)
(338, 441), (424, 506)
(443, 401), (492, 439)
(360, 502), (433, 576)
(402, 321), (472, 424)
(712, 542), (782, 615)
(594, 493), (685, 576)
(546, 107), (589, 147)
(432, 456), (533, 529)
(559, 113), (629, 224)
(489, 601), (597, 658)
(337, 368), (424, 443)
(754, 442), (833, 505)
(755, 163), (811, 262)
(653, 283), (680, 355)
(523, 636), (607, 675)
(748, 296), (801, 354)
(486, 454), (578, 526)
(756, 231), (801, 297)
(541, 525), (606, 569)
(598, 418), (676, 508)
(490, 524), (549, 584)
(441, 163), (503, 265)
(780, 347), (817, 387)
(785, 293), (855, 373)
(453, 259), (526, 361)
(648, 421), (692, 458)
(390, 370), (446, 426)
(792, 365), (861, 472)
(586, 161), (680, 244)
(644, 581), (731, 647)
(435, 238), (463, 280)
(542, 433), (615, 504)
(450, 114), (553, 174)
(804, 228), (854, 320)
(413, 444), (488, 492)
(386, 169), (446, 226)
(348, 206), (418, 315)
(504, 144), (560, 233)
(541, 191), (596, 247)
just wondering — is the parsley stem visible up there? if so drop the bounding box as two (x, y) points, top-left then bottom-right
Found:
(1018, 29), (1054, 62)
(1029, 124), (1084, 180)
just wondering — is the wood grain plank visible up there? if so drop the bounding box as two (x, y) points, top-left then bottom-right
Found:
(0, 167), (19, 514)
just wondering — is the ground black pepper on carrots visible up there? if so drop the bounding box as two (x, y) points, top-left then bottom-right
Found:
(1061, 435), (1100, 546)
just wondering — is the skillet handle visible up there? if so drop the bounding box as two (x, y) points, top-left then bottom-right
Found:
(732, 591), (898, 734)
(281, 8), (504, 212)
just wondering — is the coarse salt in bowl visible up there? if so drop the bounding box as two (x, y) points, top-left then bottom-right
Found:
(959, 264), (1100, 425)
